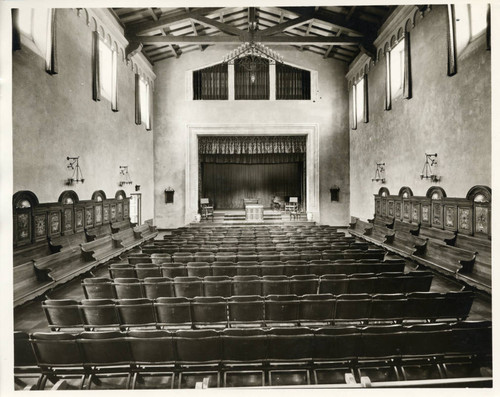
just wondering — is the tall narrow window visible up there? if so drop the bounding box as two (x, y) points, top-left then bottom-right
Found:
(17, 8), (57, 73)
(139, 78), (151, 130)
(93, 34), (117, 108)
(351, 83), (357, 130)
(235, 56), (269, 100)
(193, 63), (228, 100)
(276, 63), (311, 100)
(448, 4), (489, 75)
(390, 39), (405, 98)
(355, 77), (364, 122)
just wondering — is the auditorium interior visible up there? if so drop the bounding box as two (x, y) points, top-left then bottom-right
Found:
(3, 3), (495, 392)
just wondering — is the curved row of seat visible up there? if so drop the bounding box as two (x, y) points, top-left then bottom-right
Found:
(83, 271), (432, 300)
(128, 250), (387, 263)
(111, 260), (406, 278)
(42, 291), (474, 331)
(16, 321), (492, 389)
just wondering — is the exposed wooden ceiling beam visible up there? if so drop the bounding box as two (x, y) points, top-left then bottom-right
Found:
(186, 8), (208, 52)
(126, 7), (222, 35)
(279, 7), (369, 36)
(299, 19), (314, 51)
(132, 34), (361, 45)
(248, 7), (257, 31)
(259, 14), (315, 36)
(324, 29), (342, 59)
(190, 15), (245, 36)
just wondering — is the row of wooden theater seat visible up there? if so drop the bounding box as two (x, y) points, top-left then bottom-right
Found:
(82, 271), (432, 300)
(15, 321), (491, 389)
(349, 217), (491, 292)
(42, 291), (474, 332)
(14, 222), (158, 307)
(110, 260), (406, 279)
(133, 249), (387, 262)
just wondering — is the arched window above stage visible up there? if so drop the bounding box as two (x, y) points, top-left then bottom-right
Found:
(58, 190), (79, 205)
(398, 186), (413, 198)
(426, 186), (447, 200)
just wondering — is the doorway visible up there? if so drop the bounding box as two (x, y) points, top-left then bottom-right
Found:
(129, 193), (142, 225)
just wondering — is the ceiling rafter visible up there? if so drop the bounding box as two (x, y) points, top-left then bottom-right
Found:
(190, 14), (245, 36)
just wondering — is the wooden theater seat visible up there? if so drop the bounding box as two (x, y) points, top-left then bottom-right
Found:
(110, 219), (132, 233)
(133, 223), (158, 240)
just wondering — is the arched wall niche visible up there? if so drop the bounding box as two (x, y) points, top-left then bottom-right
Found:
(398, 186), (413, 198)
(58, 190), (80, 205)
(92, 190), (107, 202)
(466, 185), (491, 202)
(378, 187), (390, 197)
(426, 186), (447, 199)
(13, 191), (39, 209)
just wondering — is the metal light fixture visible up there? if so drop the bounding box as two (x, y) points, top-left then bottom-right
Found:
(222, 42), (284, 84)
(66, 156), (84, 185)
(119, 166), (133, 186)
(420, 153), (441, 182)
(372, 162), (386, 183)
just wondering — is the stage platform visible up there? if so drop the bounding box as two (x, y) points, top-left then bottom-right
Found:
(200, 208), (310, 225)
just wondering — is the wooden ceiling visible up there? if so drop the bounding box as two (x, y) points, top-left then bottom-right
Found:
(111, 6), (397, 65)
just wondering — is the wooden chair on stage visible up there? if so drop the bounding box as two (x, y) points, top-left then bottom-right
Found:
(200, 198), (214, 221)
(286, 197), (300, 220)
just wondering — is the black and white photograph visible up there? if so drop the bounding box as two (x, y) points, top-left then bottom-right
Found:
(0, 0), (496, 394)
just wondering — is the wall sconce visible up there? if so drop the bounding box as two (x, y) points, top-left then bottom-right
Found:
(119, 166), (133, 186)
(372, 162), (386, 183)
(330, 185), (340, 202)
(135, 185), (141, 192)
(420, 153), (441, 182)
(66, 156), (84, 185)
(165, 187), (175, 204)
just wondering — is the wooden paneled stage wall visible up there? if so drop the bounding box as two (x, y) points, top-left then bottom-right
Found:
(202, 162), (303, 209)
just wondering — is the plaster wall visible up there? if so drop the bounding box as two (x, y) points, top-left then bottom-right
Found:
(154, 46), (349, 228)
(350, 6), (491, 221)
(13, 9), (155, 221)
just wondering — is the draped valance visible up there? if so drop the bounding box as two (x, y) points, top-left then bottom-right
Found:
(198, 136), (307, 155)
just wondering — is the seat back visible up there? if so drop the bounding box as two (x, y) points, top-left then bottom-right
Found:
(173, 276), (203, 298)
(298, 294), (335, 324)
(222, 328), (267, 363)
(232, 275), (262, 296)
(109, 264), (136, 279)
(313, 327), (361, 361)
(127, 329), (175, 364)
(186, 262), (212, 277)
(82, 277), (116, 299)
(142, 277), (174, 299)
(228, 295), (264, 326)
(266, 327), (313, 362)
(114, 277), (144, 299)
(174, 329), (221, 364)
(154, 297), (192, 328)
(79, 299), (120, 329)
(42, 299), (83, 330)
(203, 276), (232, 297)
(116, 298), (156, 328)
(134, 264), (162, 279)
(191, 296), (228, 328)
(335, 294), (372, 322)
(30, 332), (82, 367)
(262, 275), (290, 296)
(318, 274), (348, 294)
(78, 331), (131, 366)
(160, 263), (187, 278)
(264, 295), (299, 325)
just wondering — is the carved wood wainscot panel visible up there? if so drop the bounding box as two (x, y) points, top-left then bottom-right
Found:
(421, 203), (431, 227)
(381, 198), (387, 217)
(403, 200), (411, 221)
(103, 204), (110, 223)
(395, 201), (402, 220)
(375, 198), (381, 217)
(444, 204), (457, 231)
(95, 204), (102, 226)
(62, 207), (74, 234)
(123, 199), (129, 219)
(411, 201), (420, 224)
(111, 204), (117, 222)
(458, 206), (473, 235)
(474, 203), (490, 237)
(34, 213), (47, 241)
(49, 211), (61, 236)
(117, 202), (123, 221)
(15, 212), (32, 245)
(85, 206), (94, 229)
(388, 199), (394, 217)
(75, 207), (84, 232)
(432, 201), (443, 228)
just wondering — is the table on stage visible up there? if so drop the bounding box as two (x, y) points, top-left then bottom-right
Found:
(245, 204), (264, 221)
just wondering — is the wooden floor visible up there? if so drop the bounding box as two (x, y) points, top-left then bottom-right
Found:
(13, 231), (492, 333)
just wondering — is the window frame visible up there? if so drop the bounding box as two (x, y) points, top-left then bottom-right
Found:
(389, 38), (405, 100)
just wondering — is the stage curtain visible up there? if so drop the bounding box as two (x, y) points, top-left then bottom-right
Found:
(235, 56), (269, 100)
(276, 63), (311, 100)
(202, 162), (303, 209)
(193, 63), (228, 100)
(199, 135), (306, 155)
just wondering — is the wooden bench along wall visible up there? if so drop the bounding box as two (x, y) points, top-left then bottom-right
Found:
(349, 185), (491, 293)
(13, 189), (156, 307)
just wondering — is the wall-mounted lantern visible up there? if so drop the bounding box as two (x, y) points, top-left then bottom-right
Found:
(372, 162), (386, 183)
(66, 156), (84, 185)
(420, 153), (441, 182)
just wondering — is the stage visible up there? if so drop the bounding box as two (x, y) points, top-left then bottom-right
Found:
(201, 209), (310, 224)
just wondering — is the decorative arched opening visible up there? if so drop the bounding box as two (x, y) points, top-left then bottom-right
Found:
(58, 190), (80, 205)
(378, 187), (390, 197)
(398, 186), (413, 198)
(466, 185), (491, 202)
(466, 185), (491, 237)
(426, 186), (447, 200)
(92, 190), (107, 202)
